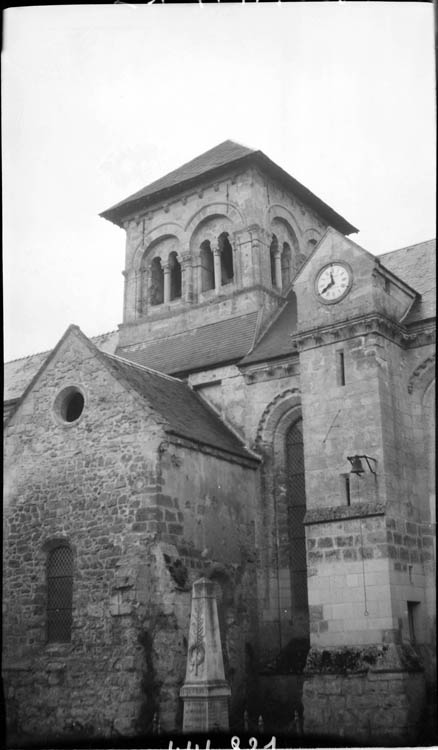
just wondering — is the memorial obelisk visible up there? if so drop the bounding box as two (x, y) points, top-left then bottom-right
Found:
(180, 578), (231, 732)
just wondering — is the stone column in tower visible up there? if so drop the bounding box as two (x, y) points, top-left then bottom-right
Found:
(163, 262), (171, 303)
(213, 248), (222, 294)
(181, 251), (193, 303)
(274, 248), (282, 289)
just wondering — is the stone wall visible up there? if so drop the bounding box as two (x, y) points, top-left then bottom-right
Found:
(2, 330), (260, 742)
(303, 644), (426, 743)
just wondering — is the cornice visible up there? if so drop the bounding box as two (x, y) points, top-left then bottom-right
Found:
(291, 313), (435, 351)
(241, 357), (299, 384)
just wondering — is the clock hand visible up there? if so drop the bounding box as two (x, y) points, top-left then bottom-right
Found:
(321, 278), (335, 294)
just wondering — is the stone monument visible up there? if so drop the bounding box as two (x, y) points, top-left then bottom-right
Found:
(180, 578), (231, 732)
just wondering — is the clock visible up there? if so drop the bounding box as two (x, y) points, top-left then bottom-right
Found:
(315, 262), (353, 304)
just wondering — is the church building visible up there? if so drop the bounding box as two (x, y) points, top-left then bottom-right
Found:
(3, 141), (436, 744)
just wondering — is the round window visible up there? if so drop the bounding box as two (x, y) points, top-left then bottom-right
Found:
(54, 386), (85, 424)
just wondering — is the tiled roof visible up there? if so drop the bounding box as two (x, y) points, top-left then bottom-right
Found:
(116, 312), (259, 374)
(100, 140), (357, 235)
(4, 350), (51, 402)
(102, 353), (256, 461)
(4, 330), (119, 402)
(240, 293), (298, 366)
(379, 239), (436, 324)
(102, 141), (254, 217)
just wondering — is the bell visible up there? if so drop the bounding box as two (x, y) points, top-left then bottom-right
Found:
(349, 455), (364, 475)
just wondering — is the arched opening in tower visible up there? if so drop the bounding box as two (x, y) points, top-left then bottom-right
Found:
(281, 242), (292, 289)
(169, 251), (182, 300)
(270, 234), (278, 287)
(219, 232), (234, 285)
(200, 240), (215, 292)
(150, 257), (164, 305)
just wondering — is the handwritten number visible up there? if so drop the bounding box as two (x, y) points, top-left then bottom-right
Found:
(231, 737), (240, 749)
(249, 739), (258, 749)
(264, 739), (276, 750)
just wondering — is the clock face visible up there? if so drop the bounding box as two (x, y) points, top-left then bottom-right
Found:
(315, 262), (352, 303)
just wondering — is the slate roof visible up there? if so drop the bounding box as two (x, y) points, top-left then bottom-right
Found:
(4, 330), (119, 402)
(378, 239), (436, 324)
(240, 293), (298, 366)
(102, 141), (254, 216)
(102, 353), (256, 461)
(100, 140), (357, 235)
(116, 312), (260, 375)
(241, 239), (436, 366)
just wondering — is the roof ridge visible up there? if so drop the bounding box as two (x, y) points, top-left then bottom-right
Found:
(379, 238), (436, 258)
(103, 351), (183, 383)
(5, 328), (118, 366)
(91, 329), (118, 339)
(5, 348), (51, 365)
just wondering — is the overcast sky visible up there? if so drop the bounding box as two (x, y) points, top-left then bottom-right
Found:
(3, 3), (435, 362)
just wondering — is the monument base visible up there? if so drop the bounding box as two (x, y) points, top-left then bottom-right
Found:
(180, 681), (231, 732)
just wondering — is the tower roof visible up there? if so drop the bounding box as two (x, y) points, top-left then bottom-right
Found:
(100, 140), (358, 235)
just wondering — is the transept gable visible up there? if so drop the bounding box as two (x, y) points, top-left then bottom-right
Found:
(292, 228), (420, 332)
(5, 324), (256, 464)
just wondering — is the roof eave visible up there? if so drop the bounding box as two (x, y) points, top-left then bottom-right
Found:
(252, 152), (358, 235)
(100, 151), (358, 235)
(99, 153), (256, 227)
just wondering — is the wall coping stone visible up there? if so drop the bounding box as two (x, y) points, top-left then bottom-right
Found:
(304, 502), (385, 525)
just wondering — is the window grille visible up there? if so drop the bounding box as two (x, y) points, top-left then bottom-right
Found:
(286, 420), (308, 611)
(47, 545), (73, 642)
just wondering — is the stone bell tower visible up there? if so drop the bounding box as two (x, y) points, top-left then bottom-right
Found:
(292, 228), (432, 742)
(99, 141), (356, 367)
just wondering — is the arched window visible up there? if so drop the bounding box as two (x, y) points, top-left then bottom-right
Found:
(47, 544), (73, 642)
(150, 257), (164, 306)
(307, 238), (317, 254)
(200, 240), (215, 292)
(281, 242), (292, 289)
(270, 235), (278, 287)
(286, 419), (308, 625)
(219, 232), (234, 285)
(169, 251), (182, 300)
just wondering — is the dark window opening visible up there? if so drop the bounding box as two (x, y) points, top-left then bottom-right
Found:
(55, 387), (85, 423)
(344, 474), (351, 506)
(219, 232), (234, 285)
(200, 240), (215, 292)
(47, 545), (73, 643)
(307, 238), (317, 253)
(286, 419), (308, 615)
(150, 257), (164, 305)
(407, 601), (420, 644)
(65, 392), (84, 422)
(337, 350), (346, 386)
(169, 251), (182, 300)
(281, 242), (292, 289)
(270, 234), (278, 287)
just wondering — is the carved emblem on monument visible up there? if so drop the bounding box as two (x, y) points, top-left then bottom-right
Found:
(188, 600), (205, 676)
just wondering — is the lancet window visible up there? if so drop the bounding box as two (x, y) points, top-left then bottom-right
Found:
(169, 251), (182, 300)
(281, 242), (292, 289)
(150, 257), (164, 306)
(200, 240), (215, 292)
(269, 234), (278, 286)
(218, 232), (234, 285)
(47, 544), (73, 643)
